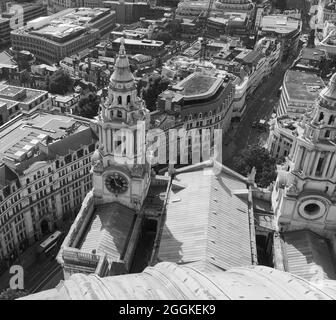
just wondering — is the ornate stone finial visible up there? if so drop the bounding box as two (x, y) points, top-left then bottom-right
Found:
(119, 37), (126, 55)
(247, 167), (257, 184)
(168, 164), (175, 176)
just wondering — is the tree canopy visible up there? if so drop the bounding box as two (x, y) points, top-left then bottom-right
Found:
(232, 144), (279, 188)
(48, 70), (73, 95)
(153, 31), (172, 44)
(0, 288), (29, 300)
(76, 92), (100, 119)
(138, 75), (170, 111)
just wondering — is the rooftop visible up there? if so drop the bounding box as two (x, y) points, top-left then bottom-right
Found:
(284, 70), (324, 102)
(0, 84), (46, 105)
(113, 37), (164, 47)
(78, 203), (135, 261)
(0, 51), (17, 68)
(157, 161), (254, 270)
(172, 73), (223, 100)
(261, 15), (300, 34)
(281, 230), (336, 281)
(0, 112), (92, 165)
(15, 8), (112, 42)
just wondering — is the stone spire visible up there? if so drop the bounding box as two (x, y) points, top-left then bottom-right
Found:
(110, 37), (134, 86)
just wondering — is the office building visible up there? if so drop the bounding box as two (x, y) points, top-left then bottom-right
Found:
(0, 112), (97, 262)
(11, 8), (116, 64)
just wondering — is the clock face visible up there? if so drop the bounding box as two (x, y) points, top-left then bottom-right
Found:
(105, 172), (129, 194)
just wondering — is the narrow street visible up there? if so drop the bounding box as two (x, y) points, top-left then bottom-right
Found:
(222, 59), (294, 168)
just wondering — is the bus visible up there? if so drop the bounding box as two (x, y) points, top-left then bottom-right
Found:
(37, 231), (63, 260)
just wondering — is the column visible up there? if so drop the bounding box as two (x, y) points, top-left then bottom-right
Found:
(302, 150), (312, 174)
(322, 152), (332, 178)
(327, 152), (336, 178)
(99, 126), (103, 144)
(332, 155), (336, 179)
(11, 221), (18, 247)
(311, 151), (321, 176)
(107, 128), (112, 154)
(104, 129), (108, 153)
(294, 146), (304, 170)
(0, 233), (7, 256)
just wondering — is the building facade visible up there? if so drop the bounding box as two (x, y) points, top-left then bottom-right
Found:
(259, 15), (302, 61)
(272, 74), (336, 238)
(10, 8), (116, 65)
(214, 0), (254, 14)
(0, 112), (97, 263)
(277, 70), (324, 118)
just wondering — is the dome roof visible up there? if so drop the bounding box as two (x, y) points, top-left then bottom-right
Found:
(318, 73), (336, 109)
(20, 262), (336, 300)
(110, 38), (134, 85)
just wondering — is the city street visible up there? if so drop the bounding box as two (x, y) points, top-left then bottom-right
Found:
(27, 259), (62, 293)
(222, 59), (293, 168)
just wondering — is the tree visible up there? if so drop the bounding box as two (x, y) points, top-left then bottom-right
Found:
(19, 70), (31, 86)
(76, 92), (100, 119)
(232, 144), (278, 188)
(154, 31), (172, 45)
(139, 75), (170, 111)
(0, 288), (29, 300)
(48, 70), (73, 95)
(273, 0), (287, 10)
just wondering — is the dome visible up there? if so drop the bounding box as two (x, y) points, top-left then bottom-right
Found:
(20, 262), (336, 300)
(318, 73), (336, 109)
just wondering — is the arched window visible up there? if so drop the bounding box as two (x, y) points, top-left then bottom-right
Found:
(209, 111), (212, 118)
(117, 110), (123, 118)
(188, 115), (192, 121)
(319, 112), (324, 122)
(118, 96), (122, 105)
(26, 178), (30, 184)
(328, 115), (335, 125)
(127, 95), (131, 104)
(198, 113), (202, 119)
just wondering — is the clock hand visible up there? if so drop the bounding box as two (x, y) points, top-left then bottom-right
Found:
(113, 177), (121, 188)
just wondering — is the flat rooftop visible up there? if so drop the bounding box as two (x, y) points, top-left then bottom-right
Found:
(19, 8), (111, 41)
(261, 15), (300, 34)
(177, 74), (217, 96)
(284, 70), (324, 102)
(299, 47), (326, 61)
(172, 73), (225, 102)
(113, 37), (164, 47)
(0, 84), (46, 104)
(0, 112), (90, 163)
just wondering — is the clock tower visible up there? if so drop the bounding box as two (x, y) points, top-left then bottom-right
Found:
(91, 38), (151, 210)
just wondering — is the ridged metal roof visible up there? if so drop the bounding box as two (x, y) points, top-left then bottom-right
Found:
(157, 165), (253, 270)
(79, 203), (135, 261)
(282, 230), (336, 281)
